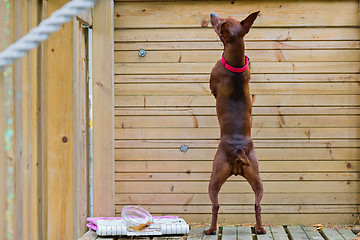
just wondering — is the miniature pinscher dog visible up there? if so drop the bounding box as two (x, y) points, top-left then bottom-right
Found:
(204, 12), (266, 235)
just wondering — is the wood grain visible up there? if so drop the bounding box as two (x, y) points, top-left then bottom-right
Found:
(114, 0), (359, 28)
(113, 0), (360, 225)
(92, 0), (115, 217)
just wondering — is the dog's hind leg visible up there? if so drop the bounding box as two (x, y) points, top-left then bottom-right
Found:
(204, 149), (232, 235)
(242, 149), (266, 235)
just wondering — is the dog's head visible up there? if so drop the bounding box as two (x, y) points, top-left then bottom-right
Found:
(210, 12), (260, 44)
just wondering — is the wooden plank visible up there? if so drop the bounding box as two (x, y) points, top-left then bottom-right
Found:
(78, 230), (98, 240)
(29, 0), (41, 239)
(114, 82), (360, 96)
(321, 227), (344, 240)
(301, 226), (324, 240)
(116, 193), (360, 205)
(116, 95), (360, 107)
(115, 62), (360, 75)
(237, 226), (253, 240)
(146, 214), (357, 226)
(269, 226), (288, 240)
(187, 227), (205, 240)
(115, 128), (360, 140)
(115, 204), (358, 214)
(74, 22), (89, 238)
(42, 0), (75, 238)
(114, 1), (359, 28)
(336, 228), (357, 240)
(0, 1), (7, 238)
(115, 115), (360, 128)
(115, 139), (360, 149)
(114, 50), (360, 63)
(115, 173), (360, 181)
(114, 148), (360, 161)
(114, 107), (360, 117)
(115, 160), (360, 173)
(92, 0), (115, 217)
(222, 226), (237, 240)
(115, 181), (359, 194)
(256, 226), (273, 240)
(114, 28), (360, 42)
(286, 226), (309, 240)
(76, 8), (92, 27)
(114, 41), (360, 51)
(114, 73), (360, 83)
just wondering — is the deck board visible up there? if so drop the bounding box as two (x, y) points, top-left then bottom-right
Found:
(270, 226), (289, 240)
(258, 226), (273, 240)
(237, 226), (253, 240)
(321, 228), (344, 240)
(301, 226), (324, 240)
(187, 227), (205, 240)
(222, 226), (237, 240)
(336, 228), (356, 240)
(287, 226), (309, 240)
(79, 226), (358, 239)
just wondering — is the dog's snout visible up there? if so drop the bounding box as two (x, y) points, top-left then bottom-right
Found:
(210, 12), (217, 18)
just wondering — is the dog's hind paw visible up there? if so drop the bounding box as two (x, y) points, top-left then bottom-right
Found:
(256, 227), (267, 235)
(204, 229), (216, 235)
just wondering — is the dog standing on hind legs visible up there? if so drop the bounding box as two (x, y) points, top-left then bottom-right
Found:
(204, 11), (266, 235)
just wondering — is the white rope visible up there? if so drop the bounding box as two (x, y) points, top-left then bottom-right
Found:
(0, 0), (96, 71)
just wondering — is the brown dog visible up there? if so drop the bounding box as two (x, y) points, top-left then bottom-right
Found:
(204, 12), (266, 235)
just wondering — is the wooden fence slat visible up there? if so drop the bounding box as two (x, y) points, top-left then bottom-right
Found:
(114, 50), (360, 63)
(286, 226), (309, 240)
(115, 115), (360, 128)
(115, 95), (360, 107)
(114, 82), (360, 96)
(43, 0), (75, 238)
(115, 139), (360, 149)
(92, 0), (115, 217)
(115, 160), (360, 173)
(321, 227), (344, 240)
(114, 107), (360, 116)
(115, 193), (360, 205)
(114, 41), (360, 51)
(269, 226), (289, 240)
(336, 228), (357, 240)
(115, 62), (360, 75)
(114, 74), (360, 84)
(115, 172), (360, 181)
(301, 226), (324, 240)
(115, 181), (358, 194)
(114, 1), (358, 28)
(114, 148), (360, 161)
(114, 204), (359, 214)
(114, 28), (360, 42)
(115, 128), (360, 140)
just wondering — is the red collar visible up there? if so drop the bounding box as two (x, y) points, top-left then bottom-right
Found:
(222, 54), (249, 73)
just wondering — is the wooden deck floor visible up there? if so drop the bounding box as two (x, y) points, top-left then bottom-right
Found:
(80, 225), (358, 240)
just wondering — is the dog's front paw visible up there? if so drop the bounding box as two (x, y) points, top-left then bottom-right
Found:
(256, 227), (266, 235)
(204, 228), (216, 235)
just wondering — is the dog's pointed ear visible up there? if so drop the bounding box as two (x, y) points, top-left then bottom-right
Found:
(240, 11), (260, 35)
(220, 22), (232, 42)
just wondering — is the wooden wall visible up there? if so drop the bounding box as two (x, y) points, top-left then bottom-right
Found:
(114, 0), (360, 224)
(0, 0), (92, 239)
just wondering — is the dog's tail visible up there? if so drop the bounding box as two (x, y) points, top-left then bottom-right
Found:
(232, 149), (250, 176)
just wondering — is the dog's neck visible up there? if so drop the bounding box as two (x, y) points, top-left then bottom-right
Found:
(223, 40), (246, 68)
